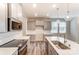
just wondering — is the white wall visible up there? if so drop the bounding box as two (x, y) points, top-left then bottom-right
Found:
(0, 3), (7, 32)
(76, 17), (79, 43)
(70, 17), (79, 43)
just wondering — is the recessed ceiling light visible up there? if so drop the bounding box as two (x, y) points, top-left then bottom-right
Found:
(33, 3), (37, 8)
(52, 4), (56, 8)
(35, 13), (37, 16)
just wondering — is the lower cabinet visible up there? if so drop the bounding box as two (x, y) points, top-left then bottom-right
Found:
(19, 47), (27, 55)
(47, 42), (58, 55)
(18, 44), (27, 55)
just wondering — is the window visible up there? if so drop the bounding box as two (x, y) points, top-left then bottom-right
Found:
(59, 22), (66, 33)
(51, 22), (58, 33)
(51, 21), (66, 33)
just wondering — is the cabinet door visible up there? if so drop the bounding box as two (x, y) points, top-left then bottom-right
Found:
(19, 46), (27, 55)
(48, 43), (58, 55)
(27, 21), (35, 30)
(0, 3), (7, 32)
(44, 21), (51, 30)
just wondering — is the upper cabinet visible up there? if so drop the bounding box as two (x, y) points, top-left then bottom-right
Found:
(8, 4), (23, 31)
(0, 3), (23, 32)
(27, 18), (51, 31)
(44, 21), (51, 30)
(36, 20), (44, 26)
(0, 3), (7, 32)
(27, 21), (35, 30)
(11, 4), (23, 21)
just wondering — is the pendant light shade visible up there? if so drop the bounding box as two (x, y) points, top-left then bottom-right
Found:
(66, 4), (71, 21)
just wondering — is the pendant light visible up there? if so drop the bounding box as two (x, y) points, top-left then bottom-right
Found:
(56, 7), (60, 42)
(66, 4), (70, 19)
(52, 4), (56, 8)
(33, 3), (37, 8)
(56, 8), (60, 24)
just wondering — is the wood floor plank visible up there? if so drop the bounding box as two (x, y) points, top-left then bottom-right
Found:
(27, 41), (47, 55)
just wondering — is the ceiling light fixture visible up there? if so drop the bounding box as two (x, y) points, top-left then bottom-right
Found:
(66, 15), (70, 19)
(52, 4), (56, 8)
(33, 3), (37, 8)
(57, 8), (59, 18)
(66, 4), (70, 19)
(56, 8), (60, 24)
(56, 7), (60, 41)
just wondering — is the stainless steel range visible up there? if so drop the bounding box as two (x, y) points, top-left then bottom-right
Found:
(0, 39), (27, 55)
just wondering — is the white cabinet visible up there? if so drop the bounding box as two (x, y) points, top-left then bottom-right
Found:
(35, 24), (44, 41)
(44, 21), (51, 30)
(0, 3), (7, 32)
(36, 20), (44, 26)
(27, 21), (35, 30)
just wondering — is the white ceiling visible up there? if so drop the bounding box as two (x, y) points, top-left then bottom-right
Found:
(22, 3), (79, 18)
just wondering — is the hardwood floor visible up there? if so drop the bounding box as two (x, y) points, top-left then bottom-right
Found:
(27, 41), (47, 55)
(26, 34), (47, 55)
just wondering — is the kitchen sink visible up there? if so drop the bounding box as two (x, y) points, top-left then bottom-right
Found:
(52, 41), (70, 49)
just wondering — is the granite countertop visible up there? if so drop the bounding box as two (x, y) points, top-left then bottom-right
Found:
(0, 47), (18, 55)
(46, 36), (79, 55)
(13, 34), (30, 40)
(0, 32), (30, 55)
(0, 33), (30, 45)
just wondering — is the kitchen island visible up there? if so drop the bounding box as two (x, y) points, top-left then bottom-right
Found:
(46, 36), (79, 55)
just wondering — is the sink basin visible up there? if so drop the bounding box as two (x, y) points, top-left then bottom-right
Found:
(52, 41), (70, 49)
